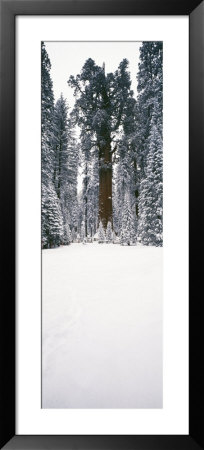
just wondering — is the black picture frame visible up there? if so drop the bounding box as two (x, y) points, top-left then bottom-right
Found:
(0, 0), (203, 449)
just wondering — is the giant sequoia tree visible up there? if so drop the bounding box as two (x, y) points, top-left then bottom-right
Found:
(68, 58), (135, 229)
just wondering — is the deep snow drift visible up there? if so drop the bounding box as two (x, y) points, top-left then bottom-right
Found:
(42, 243), (162, 408)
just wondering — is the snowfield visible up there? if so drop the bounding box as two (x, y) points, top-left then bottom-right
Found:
(42, 243), (162, 408)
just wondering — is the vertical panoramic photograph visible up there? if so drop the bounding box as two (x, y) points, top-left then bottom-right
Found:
(42, 41), (163, 408)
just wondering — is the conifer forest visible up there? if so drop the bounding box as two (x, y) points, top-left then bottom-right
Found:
(42, 41), (163, 408)
(41, 42), (163, 249)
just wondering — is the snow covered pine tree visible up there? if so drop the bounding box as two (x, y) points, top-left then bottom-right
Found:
(52, 94), (78, 245)
(136, 42), (163, 246)
(41, 42), (63, 248)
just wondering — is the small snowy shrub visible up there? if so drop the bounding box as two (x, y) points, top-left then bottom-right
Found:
(98, 221), (106, 243)
(80, 221), (86, 243)
(106, 221), (112, 243)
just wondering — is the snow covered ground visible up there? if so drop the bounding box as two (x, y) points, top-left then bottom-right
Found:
(42, 243), (162, 408)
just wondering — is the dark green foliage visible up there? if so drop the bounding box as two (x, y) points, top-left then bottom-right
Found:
(120, 191), (136, 246)
(41, 42), (63, 248)
(42, 182), (63, 248)
(41, 44), (78, 249)
(135, 42), (163, 177)
(52, 94), (78, 244)
(41, 42), (55, 182)
(136, 42), (163, 246)
(138, 103), (163, 246)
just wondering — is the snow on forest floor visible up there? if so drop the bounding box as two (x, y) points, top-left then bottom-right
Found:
(42, 243), (163, 409)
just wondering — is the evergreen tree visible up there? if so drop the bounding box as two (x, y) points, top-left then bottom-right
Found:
(52, 94), (78, 244)
(52, 94), (69, 199)
(113, 136), (137, 241)
(137, 101), (163, 246)
(80, 147), (99, 239)
(41, 45), (79, 249)
(136, 42), (163, 177)
(80, 134), (92, 238)
(87, 151), (99, 238)
(66, 117), (79, 233)
(68, 58), (135, 229)
(80, 220), (86, 243)
(41, 42), (64, 248)
(42, 182), (63, 248)
(106, 221), (113, 243)
(135, 42), (163, 247)
(41, 42), (55, 184)
(63, 222), (72, 245)
(120, 191), (136, 246)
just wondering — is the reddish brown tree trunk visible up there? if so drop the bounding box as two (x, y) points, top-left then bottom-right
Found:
(99, 141), (112, 229)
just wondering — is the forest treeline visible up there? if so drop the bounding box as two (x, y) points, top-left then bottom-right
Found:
(41, 42), (163, 248)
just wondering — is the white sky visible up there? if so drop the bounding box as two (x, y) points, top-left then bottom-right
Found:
(45, 41), (141, 108)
